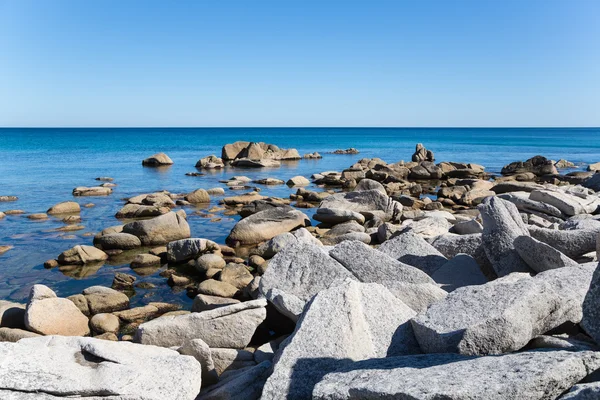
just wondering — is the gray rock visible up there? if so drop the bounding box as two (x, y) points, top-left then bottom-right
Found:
(529, 226), (598, 259)
(136, 299), (267, 348)
(560, 217), (600, 231)
(142, 152), (173, 166)
(0, 301), (25, 329)
(166, 238), (219, 263)
(261, 279), (420, 400)
(479, 196), (532, 276)
(514, 235), (580, 272)
(403, 216), (452, 237)
(582, 263), (600, 345)
(453, 218), (483, 234)
(93, 232), (142, 250)
(123, 211), (190, 245)
(254, 335), (288, 364)
(57, 245), (108, 265)
(0, 335), (201, 399)
(411, 273), (582, 355)
(197, 361), (272, 400)
(115, 203), (169, 219)
(319, 190), (402, 222)
(227, 208), (310, 246)
(178, 338), (219, 387)
(353, 178), (386, 194)
(312, 350), (600, 400)
(259, 242), (353, 318)
(321, 231), (371, 245)
(431, 253), (488, 292)
(313, 208), (365, 225)
(191, 294), (240, 312)
(561, 382), (600, 399)
(0, 327), (40, 343)
(210, 348), (255, 375)
(378, 231), (448, 275)
(582, 173), (600, 191)
(530, 189), (590, 216)
(492, 181), (545, 194)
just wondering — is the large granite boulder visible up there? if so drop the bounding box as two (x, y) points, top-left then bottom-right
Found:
(261, 280), (420, 400)
(501, 155), (558, 176)
(479, 196), (532, 276)
(166, 238), (220, 263)
(227, 208), (310, 246)
(319, 190), (402, 222)
(46, 201), (80, 215)
(123, 211), (190, 245)
(196, 155), (225, 169)
(312, 350), (600, 400)
(313, 208), (366, 225)
(57, 245), (108, 265)
(529, 225), (599, 259)
(581, 263), (600, 345)
(0, 336), (201, 399)
(411, 143), (434, 162)
(197, 360), (272, 400)
(93, 232), (142, 250)
(514, 235), (580, 272)
(24, 285), (89, 336)
(136, 299), (267, 348)
(430, 253), (488, 292)
(142, 152), (173, 166)
(222, 141), (300, 161)
(530, 189), (597, 216)
(82, 286), (130, 314)
(378, 231), (448, 275)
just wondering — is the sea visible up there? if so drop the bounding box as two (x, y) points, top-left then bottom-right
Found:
(1, 127), (599, 307)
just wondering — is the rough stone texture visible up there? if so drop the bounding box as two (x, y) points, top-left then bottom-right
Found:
(46, 201), (80, 215)
(72, 186), (112, 196)
(411, 273), (583, 355)
(262, 280), (420, 400)
(259, 242), (353, 319)
(378, 231), (448, 275)
(179, 338), (219, 387)
(529, 226), (599, 259)
(82, 286), (130, 314)
(0, 335), (201, 399)
(220, 263), (254, 289)
(498, 192), (564, 217)
(582, 173), (600, 191)
(453, 218), (483, 234)
(185, 188), (210, 203)
(479, 196), (532, 276)
(501, 155), (558, 176)
(319, 190), (402, 222)
(197, 279), (239, 298)
(431, 253), (488, 292)
(197, 361), (272, 400)
(312, 350), (600, 400)
(0, 327), (40, 342)
(57, 245), (108, 265)
(142, 152), (174, 166)
(135, 298), (267, 348)
(195, 253), (226, 272)
(313, 208), (365, 225)
(492, 181), (546, 194)
(403, 216), (452, 237)
(166, 238), (219, 263)
(24, 285), (89, 336)
(114, 203), (170, 219)
(561, 382), (600, 399)
(530, 189), (589, 216)
(227, 208), (310, 246)
(210, 348), (256, 375)
(287, 176), (310, 186)
(582, 263), (600, 345)
(514, 235), (580, 272)
(191, 294), (240, 312)
(90, 313), (120, 334)
(93, 232), (141, 250)
(123, 211), (190, 246)
(196, 155), (225, 169)
(353, 178), (386, 194)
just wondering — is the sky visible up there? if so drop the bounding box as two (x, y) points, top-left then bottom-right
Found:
(0, 0), (598, 127)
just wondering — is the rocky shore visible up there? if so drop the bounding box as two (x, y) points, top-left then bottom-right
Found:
(1, 142), (600, 399)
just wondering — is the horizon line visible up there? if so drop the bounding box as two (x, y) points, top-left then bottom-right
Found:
(1, 126), (599, 129)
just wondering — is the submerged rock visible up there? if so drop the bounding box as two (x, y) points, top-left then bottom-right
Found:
(46, 201), (80, 215)
(72, 186), (112, 196)
(142, 152), (174, 166)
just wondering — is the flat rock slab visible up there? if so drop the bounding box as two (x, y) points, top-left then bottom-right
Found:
(0, 335), (201, 400)
(514, 235), (580, 273)
(262, 280), (420, 400)
(378, 231), (448, 275)
(319, 189), (402, 222)
(136, 299), (267, 348)
(529, 226), (599, 259)
(312, 350), (600, 400)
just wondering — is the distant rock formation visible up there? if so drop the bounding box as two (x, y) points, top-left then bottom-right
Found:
(412, 143), (434, 162)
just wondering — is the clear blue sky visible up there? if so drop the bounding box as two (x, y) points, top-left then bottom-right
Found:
(0, 0), (598, 127)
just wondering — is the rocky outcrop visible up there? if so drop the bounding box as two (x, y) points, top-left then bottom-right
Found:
(221, 141), (300, 162)
(227, 208), (310, 246)
(142, 152), (174, 166)
(319, 190), (402, 223)
(72, 186), (112, 196)
(501, 155), (558, 176)
(378, 231), (448, 275)
(411, 143), (434, 162)
(196, 155), (225, 169)
(514, 235), (580, 272)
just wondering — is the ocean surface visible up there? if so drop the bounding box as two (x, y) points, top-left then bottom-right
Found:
(1, 127), (599, 307)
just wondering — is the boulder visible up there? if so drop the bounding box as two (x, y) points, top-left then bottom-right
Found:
(353, 178), (386, 194)
(123, 211), (191, 245)
(319, 190), (402, 222)
(562, 382), (600, 399)
(197, 361), (272, 400)
(479, 196), (532, 276)
(167, 238), (220, 263)
(196, 155), (225, 169)
(430, 253), (488, 292)
(492, 181), (545, 194)
(453, 218), (483, 234)
(195, 253), (226, 272)
(402, 216), (452, 237)
(411, 273), (583, 355)
(46, 201), (80, 215)
(0, 327), (40, 342)
(72, 186), (112, 196)
(142, 152), (173, 166)
(313, 208), (365, 225)
(530, 189), (597, 216)
(0, 301), (26, 329)
(191, 294), (240, 312)
(498, 192), (564, 218)
(93, 233), (141, 250)
(231, 158), (281, 168)
(178, 338), (219, 387)
(90, 313), (120, 334)
(130, 253), (162, 269)
(312, 350), (600, 400)
(286, 176), (310, 186)
(135, 299), (267, 348)
(378, 231), (448, 275)
(501, 155), (558, 176)
(582, 173), (600, 192)
(226, 208), (310, 246)
(254, 228), (321, 259)
(24, 285), (90, 336)
(57, 245), (108, 265)
(514, 235), (580, 272)
(261, 280), (420, 400)
(0, 336), (201, 399)
(411, 143), (434, 162)
(582, 263), (600, 345)
(197, 279), (239, 298)
(115, 203), (170, 219)
(82, 286), (130, 314)
(210, 348), (255, 375)
(185, 189), (211, 203)
(529, 225), (599, 259)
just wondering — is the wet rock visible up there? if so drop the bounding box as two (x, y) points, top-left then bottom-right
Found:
(46, 201), (80, 215)
(130, 253), (162, 268)
(222, 192), (266, 206)
(27, 213), (48, 220)
(136, 298), (267, 348)
(312, 350), (600, 400)
(227, 208), (310, 246)
(479, 196), (532, 277)
(94, 232), (142, 250)
(57, 245), (108, 265)
(501, 155), (558, 176)
(82, 286), (130, 314)
(262, 279), (420, 400)
(514, 235), (580, 272)
(112, 272), (136, 291)
(115, 203), (170, 218)
(239, 199), (292, 218)
(166, 238), (220, 263)
(378, 231), (448, 275)
(0, 196), (18, 202)
(331, 148), (359, 154)
(185, 188), (211, 203)
(72, 186), (112, 196)
(24, 285), (90, 336)
(142, 152), (173, 166)
(123, 211), (191, 245)
(196, 155), (225, 169)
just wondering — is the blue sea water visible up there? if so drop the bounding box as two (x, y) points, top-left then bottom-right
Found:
(0, 127), (599, 306)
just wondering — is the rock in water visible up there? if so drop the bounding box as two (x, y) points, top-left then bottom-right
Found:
(123, 211), (191, 245)
(261, 280), (420, 400)
(24, 285), (89, 336)
(57, 245), (108, 265)
(501, 155), (558, 176)
(319, 189), (402, 222)
(582, 263), (600, 344)
(378, 231), (448, 275)
(514, 235), (580, 272)
(259, 242), (354, 320)
(142, 152), (174, 166)
(0, 335), (201, 399)
(411, 272), (584, 355)
(227, 208), (310, 245)
(136, 299), (267, 348)
(312, 350), (600, 400)
(46, 201), (80, 215)
(411, 143), (434, 162)
(478, 196), (532, 276)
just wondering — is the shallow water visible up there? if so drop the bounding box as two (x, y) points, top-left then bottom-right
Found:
(1, 127), (599, 307)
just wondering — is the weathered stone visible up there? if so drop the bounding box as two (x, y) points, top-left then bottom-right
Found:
(197, 360), (272, 400)
(185, 188), (211, 203)
(46, 201), (80, 215)
(430, 253), (488, 292)
(378, 231), (448, 275)
(196, 155), (225, 169)
(562, 382), (600, 399)
(0, 301), (25, 329)
(262, 280), (420, 400)
(83, 286), (130, 314)
(136, 299), (267, 348)
(319, 190), (402, 222)
(582, 263), (600, 345)
(179, 338), (219, 387)
(57, 245), (108, 265)
(453, 218), (483, 234)
(90, 313), (120, 334)
(530, 189), (589, 216)
(142, 152), (173, 166)
(501, 155), (558, 176)
(72, 186), (112, 196)
(514, 235), (580, 272)
(115, 203), (169, 219)
(227, 208), (310, 246)
(191, 294), (240, 312)
(198, 279), (239, 298)
(479, 196), (532, 276)
(220, 264), (253, 289)
(94, 232), (141, 250)
(113, 305), (159, 322)
(167, 238), (219, 263)
(529, 225), (599, 259)
(402, 216), (452, 237)
(130, 253), (162, 269)
(313, 208), (365, 225)
(195, 253), (226, 272)
(210, 348), (255, 375)
(312, 350), (600, 400)
(123, 211), (190, 245)
(0, 327), (40, 342)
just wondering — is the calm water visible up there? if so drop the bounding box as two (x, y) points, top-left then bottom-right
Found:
(1, 128), (599, 307)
